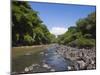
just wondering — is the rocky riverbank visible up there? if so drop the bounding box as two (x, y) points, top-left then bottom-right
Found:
(55, 44), (96, 70)
(12, 44), (96, 74)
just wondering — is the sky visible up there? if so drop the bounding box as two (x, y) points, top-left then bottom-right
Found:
(29, 2), (96, 36)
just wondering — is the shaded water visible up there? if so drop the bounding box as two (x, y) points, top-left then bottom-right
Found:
(43, 45), (72, 71)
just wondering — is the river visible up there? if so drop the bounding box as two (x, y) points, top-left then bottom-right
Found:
(13, 44), (78, 74)
(43, 44), (72, 71)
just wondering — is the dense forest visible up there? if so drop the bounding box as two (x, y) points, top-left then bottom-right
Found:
(58, 12), (96, 48)
(12, 1), (56, 46)
(12, 1), (96, 48)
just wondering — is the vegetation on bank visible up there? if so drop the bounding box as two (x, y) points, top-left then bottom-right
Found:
(58, 12), (96, 48)
(12, 1), (96, 48)
(12, 1), (56, 46)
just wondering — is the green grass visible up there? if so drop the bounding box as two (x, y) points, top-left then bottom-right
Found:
(12, 45), (47, 73)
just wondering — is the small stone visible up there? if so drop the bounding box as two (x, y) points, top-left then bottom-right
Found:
(32, 64), (38, 67)
(24, 67), (29, 72)
(67, 66), (72, 70)
(29, 66), (33, 71)
(91, 60), (95, 64)
(87, 64), (93, 69)
(43, 64), (49, 68)
(45, 53), (48, 56)
(77, 60), (86, 69)
(32, 64), (35, 67)
(42, 63), (51, 69)
(50, 69), (55, 72)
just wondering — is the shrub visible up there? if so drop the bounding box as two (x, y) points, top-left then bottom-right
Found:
(68, 38), (95, 48)
(24, 34), (33, 45)
(77, 38), (95, 48)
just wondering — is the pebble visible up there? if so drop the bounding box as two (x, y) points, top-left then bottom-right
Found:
(50, 69), (55, 72)
(91, 59), (95, 64)
(24, 67), (29, 72)
(45, 53), (48, 56)
(77, 60), (86, 69)
(29, 66), (33, 71)
(67, 66), (72, 70)
(43, 64), (49, 68)
(56, 44), (96, 70)
(32, 64), (38, 67)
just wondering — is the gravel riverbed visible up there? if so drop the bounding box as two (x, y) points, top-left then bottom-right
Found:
(55, 44), (96, 70)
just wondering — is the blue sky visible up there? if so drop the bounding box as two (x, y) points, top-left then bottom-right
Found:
(29, 2), (96, 36)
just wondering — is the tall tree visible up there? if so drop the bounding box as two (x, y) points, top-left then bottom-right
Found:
(12, 1), (53, 46)
(58, 12), (96, 48)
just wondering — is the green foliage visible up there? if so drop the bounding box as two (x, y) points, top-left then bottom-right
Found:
(58, 12), (96, 48)
(76, 12), (96, 38)
(23, 34), (33, 45)
(77, 38), (95, 48)
(12, 1), (54, 46)
(68, 38), (95, 48)
(12, 1), (96, 48)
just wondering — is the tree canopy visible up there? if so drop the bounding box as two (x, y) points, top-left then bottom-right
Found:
(12, 1), (96, 48)
(58, 12), (96, 48)
(12, 1), (56, 46)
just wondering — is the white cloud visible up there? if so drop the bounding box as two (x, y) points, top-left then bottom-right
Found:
(50, 27), (68, 36)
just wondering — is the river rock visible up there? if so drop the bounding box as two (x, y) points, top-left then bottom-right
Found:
(32, 64), (39, 67)
(24, 67), (29, 72)
(45, 53), (48, 56)
(86, 64), (95, 70)
(67, 66), (72, 70)
(43, 63), (51, 69)
(77, 60), (86, 69)
(56, 45), (96, 70)
(29, 66), (33, 71)
(50, 69), (55, 72)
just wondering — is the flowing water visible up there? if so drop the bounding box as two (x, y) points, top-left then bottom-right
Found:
(12, 44), (75, 74)
(43, 45), (72, 71)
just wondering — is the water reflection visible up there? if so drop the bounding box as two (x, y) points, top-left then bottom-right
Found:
(43, 45), (71, 71)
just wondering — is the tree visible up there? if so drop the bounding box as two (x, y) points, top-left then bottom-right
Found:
(12, 1), (53, 46)
(58, 11), (96, 48)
